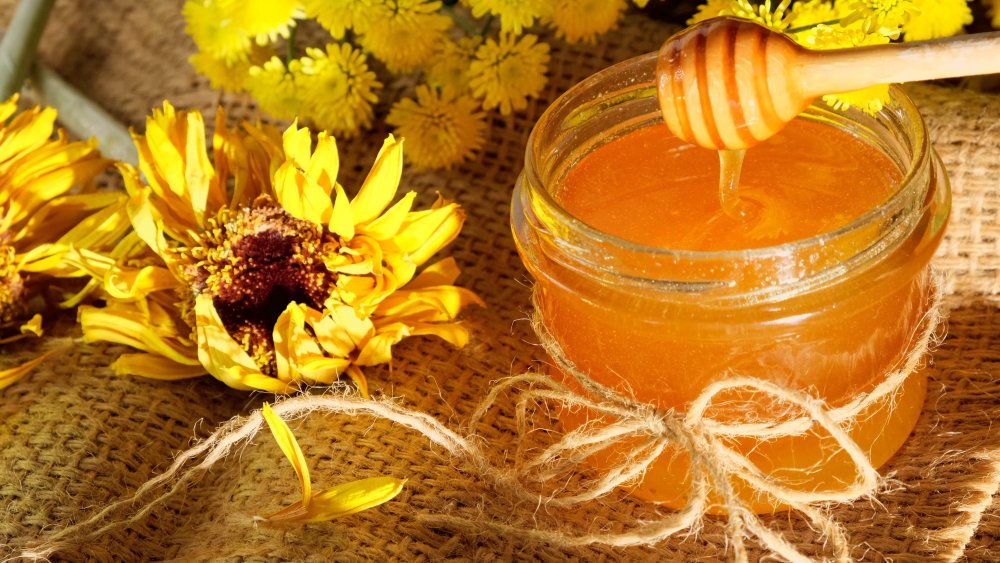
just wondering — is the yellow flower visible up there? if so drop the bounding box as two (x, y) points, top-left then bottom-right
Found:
(70, 103), (482, 395)
(387, 86), (486, 169)
(468, 33), (550, 115)
(689, 0), (794, 30)
(464, 0), (555, 34)
(0, 95), (126, 390)
(190, 44), (274, 92)
(184, 0), (299, 63)
(246, 56), (307, 122)
(902, 0), (972, 40)
(840, 0), (914, 38)
(787, 0), (841, 29)
(184, 0), (251, 62)
(689, 0), (737, 23)
(234, 0), (301, 46)
(987, 0), (1000, 28)
(297, 43), (383, 138)
(792, 22), (893, 112)
(302, 0), (374, 38)
(547, 0), (627, 43)
(425, 36), (481, 94)
(357, 0), (453, 73)
(257, 403), (406, 523)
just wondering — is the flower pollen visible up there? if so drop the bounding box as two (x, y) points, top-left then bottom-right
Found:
(181, 199), (338, 375)
(0, 246), (25, 329)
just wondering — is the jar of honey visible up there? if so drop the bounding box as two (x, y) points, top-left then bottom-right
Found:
(511, 51), (950, 513)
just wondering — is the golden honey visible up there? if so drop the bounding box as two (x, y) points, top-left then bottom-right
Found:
(511, 52), (950, 513)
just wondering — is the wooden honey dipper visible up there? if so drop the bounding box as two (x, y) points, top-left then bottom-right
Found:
(658, 17), (1000, 150)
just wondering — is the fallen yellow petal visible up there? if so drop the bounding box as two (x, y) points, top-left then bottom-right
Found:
(262, 403), (312, 507)
(0, 347), (62, 391)
(259, 476), (405, 524)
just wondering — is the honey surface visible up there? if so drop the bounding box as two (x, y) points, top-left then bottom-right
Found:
(541, 119), (931, 512)
(559, 120), (900, 250)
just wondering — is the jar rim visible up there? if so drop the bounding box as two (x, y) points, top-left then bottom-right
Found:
(522, 50), (932, 262)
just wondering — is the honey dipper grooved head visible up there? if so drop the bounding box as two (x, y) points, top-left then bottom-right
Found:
(657, 17), (813, 150)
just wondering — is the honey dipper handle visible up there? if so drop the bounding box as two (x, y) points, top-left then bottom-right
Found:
(795, 31), (1000, 98)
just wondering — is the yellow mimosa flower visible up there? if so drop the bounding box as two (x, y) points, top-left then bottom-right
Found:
(0, 95), (127, 390)
(246, 56), (307, 122)
(463, 0), (555, 34)
(302, 0), (375, 39)
(297, 43), (383, 138)
(468, 33), (550, 115)
(902, 0), (972, 40)
(357, 0), (453, 73)
(425, 36), (481, 94)
(71, 103), (482, 395)
(387, 86), (486, 169)
(547, 0), (628, 43)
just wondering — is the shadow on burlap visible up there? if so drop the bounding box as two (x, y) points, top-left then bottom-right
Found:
(1, 1), (1000, 561)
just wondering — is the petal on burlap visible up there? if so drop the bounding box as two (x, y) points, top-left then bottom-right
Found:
(262, 403), (312, 507)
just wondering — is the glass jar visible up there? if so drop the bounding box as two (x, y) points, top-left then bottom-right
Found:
(511, 51), (950, 513)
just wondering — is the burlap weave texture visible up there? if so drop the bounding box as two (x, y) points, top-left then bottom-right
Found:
(1, 1), (1000, 561)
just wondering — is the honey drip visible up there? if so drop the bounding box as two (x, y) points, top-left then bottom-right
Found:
(718, 149), (747, 218)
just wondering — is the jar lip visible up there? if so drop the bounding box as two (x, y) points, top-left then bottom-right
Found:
(523, 51), (931, 261)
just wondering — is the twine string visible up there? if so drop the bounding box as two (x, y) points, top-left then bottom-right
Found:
(19, 285), (943, 563)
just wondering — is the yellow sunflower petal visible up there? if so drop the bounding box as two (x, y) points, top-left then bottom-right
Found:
(375, 285), (483, 321)
(344, 365), (370, 399)
(0, 347), (61, 391)
(194, 294), (294, 393)
(106, 265), (183, 300)
(273, 162), (334, 225)
(6, 157), (111, 226)
(404, 257), (461, 289)
(328, 183), (356, 239)
(351, 136), (403, 225)
(14, 191), (123, 245)
(260, 475), (405, 524)
(183, 110), (219, 224)
(111, 353), (208, 380)
(395, 199), (464, 266)
(309, 304), (373, 358)
(0, 94), (18, 122)
(121, 172), (172, 257)
(355, 324), (409, 366)
(19, 314), (43, 337)
(273, 302), (327, 382)
(358, 191), (416, 240)
(306, 133), (340, 189)
(79, 305), (202, 366)
(262, 402), (312, 506)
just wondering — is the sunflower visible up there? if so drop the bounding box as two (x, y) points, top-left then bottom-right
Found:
(69, 102), (481, 395)
(0, 95), (126, 390)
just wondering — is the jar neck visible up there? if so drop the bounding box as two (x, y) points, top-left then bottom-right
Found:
(512, 52), (949, 303)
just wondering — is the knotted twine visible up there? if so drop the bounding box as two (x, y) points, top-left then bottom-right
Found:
(20, 283), (944, 563)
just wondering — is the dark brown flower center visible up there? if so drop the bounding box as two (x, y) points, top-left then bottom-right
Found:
(182, 199), (340, 375)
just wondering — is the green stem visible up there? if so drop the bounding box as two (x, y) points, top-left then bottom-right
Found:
(0, 0), (55, 100)
(286, 25), (297, 65)
(786, 19), (841, 34)
(480, 14), (494, 35)
(28, 65), (138, 166)
(443, 5), (480, 36)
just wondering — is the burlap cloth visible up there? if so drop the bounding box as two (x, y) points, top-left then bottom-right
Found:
(1, 2), (1000, 561)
